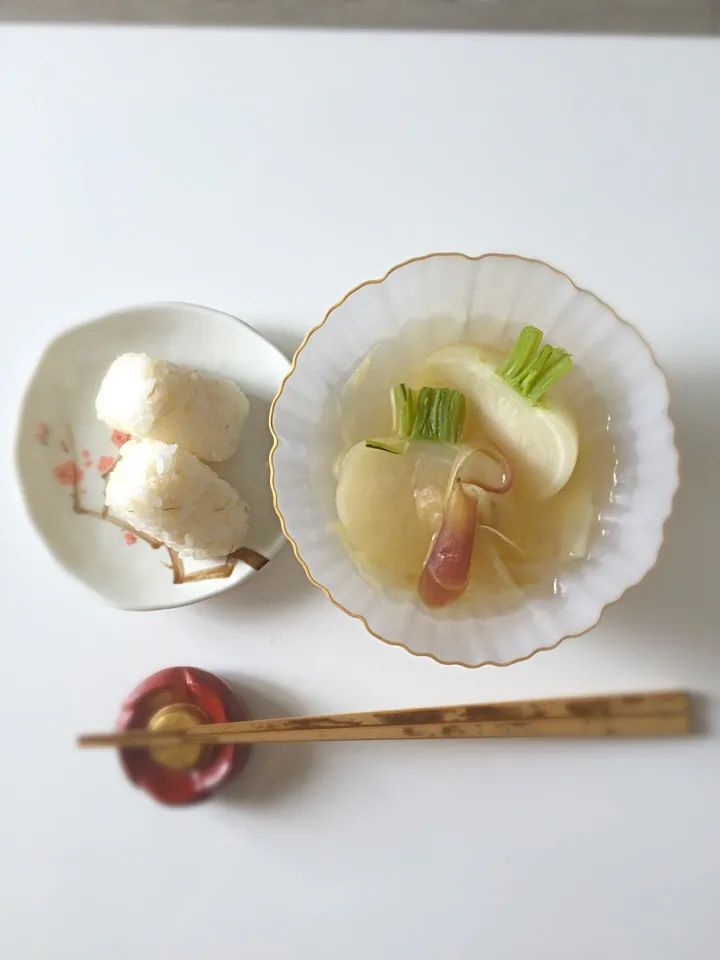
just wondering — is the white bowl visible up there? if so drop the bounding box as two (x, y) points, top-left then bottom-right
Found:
(16, 302), (289, 611)
(270, 253), (679, 667)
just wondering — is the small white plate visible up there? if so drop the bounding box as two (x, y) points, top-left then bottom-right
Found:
(15, 302), (289, 610)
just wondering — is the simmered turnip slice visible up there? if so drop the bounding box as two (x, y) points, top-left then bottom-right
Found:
(336, 442), (451, 587)
(424, 328), (578, 499)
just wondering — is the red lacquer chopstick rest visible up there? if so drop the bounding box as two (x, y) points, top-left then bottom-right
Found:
(116, 667), (251, 805)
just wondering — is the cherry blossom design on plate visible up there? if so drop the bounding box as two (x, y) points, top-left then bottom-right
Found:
(111, 429), (131, 448)
(53, 460), (84, 486)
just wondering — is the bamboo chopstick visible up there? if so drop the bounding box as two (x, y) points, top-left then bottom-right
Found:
(77, 691), (691, 749)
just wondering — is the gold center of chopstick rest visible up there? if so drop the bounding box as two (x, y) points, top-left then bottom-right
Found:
(146, 703), (210, 770)
(78, 691), (692, 752)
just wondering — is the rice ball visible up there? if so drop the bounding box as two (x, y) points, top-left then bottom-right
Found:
(105, 439), (249, 559)
(96, 353), (249, 462)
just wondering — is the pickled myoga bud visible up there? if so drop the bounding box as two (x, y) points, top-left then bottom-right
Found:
(418, 482), (478, 609)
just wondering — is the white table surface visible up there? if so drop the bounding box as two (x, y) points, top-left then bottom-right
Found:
(1, 25), (718, 960)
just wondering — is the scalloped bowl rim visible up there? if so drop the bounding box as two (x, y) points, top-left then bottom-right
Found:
(269, 252), (679, 667)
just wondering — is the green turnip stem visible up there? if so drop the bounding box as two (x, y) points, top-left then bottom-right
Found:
(527, 352), (572, 403)
(368, 384), (465, 452)
(497, 326), (572, 403)
(392, 384), (415, 437)
(411, 387), (465, 443)
(497, 326), (542, 381)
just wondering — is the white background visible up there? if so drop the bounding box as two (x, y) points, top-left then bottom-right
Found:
(1, 26), (718, 960)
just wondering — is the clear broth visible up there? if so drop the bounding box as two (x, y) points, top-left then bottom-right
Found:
(335, 335), (617, 615)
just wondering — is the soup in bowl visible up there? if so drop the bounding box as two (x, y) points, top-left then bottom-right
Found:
(270, 254), (678, 667)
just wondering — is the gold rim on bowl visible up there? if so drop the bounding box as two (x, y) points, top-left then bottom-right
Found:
(268, 252), (680, 668)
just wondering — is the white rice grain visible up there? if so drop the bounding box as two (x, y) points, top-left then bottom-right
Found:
(95, 353), (249, 462)
(105, 439), (249, 559)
